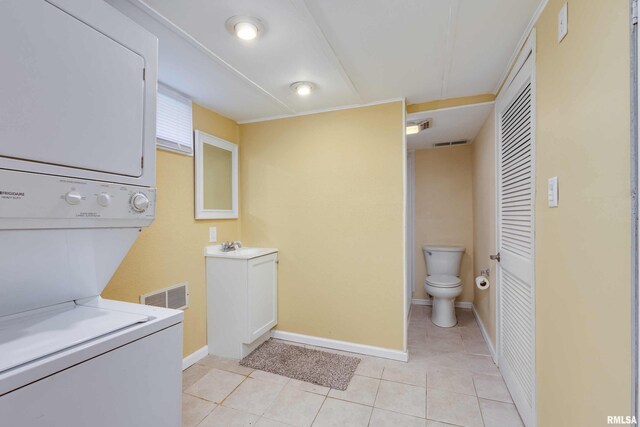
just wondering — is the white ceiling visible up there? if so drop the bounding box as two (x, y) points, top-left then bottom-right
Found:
(106, 0), (539, 123)
(407, 102), (495, 150)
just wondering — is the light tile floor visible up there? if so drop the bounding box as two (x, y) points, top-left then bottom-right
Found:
(182, 306), (524, 427)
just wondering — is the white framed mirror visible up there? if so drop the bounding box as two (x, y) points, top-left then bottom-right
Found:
(195, 130), (238, 219)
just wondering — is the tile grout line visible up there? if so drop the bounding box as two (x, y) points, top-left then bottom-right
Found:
(309, 394), (328, 426)
(472, 371), (487, 427)
(216, 374), (251, 408)
(257, 376), (292, 422)
(366, 375), (383, 425)
(189, 396), (217, 427)
(378, 378), (427, 389)
(424, 370), (429, 421)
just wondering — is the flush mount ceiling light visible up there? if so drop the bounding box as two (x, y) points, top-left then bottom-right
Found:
(290, 81), (315, 96)
(225, 16), (264, 41)
(235, 22), (258, 40)
(406, 119), (432, 135)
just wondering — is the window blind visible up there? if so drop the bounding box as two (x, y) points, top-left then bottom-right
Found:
(156, 84), (193, 155)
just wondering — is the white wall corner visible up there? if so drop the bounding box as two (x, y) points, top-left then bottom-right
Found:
(182, 345), (209, 370)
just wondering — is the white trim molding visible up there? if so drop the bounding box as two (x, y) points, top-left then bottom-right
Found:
(238, 98), (405, 124)
(493, 0), (548, 94)
(406, 101), (495, 120)
(126, 0), (294, 114)
(402, 97), (409, 353)
(271, 330), (409, 362)
(472, 305), (497, 362)
(194, 131), (239, 220)
(412, 298), (473, 309)
(182, 345), (209, 370)
(291, 0), (362, 103)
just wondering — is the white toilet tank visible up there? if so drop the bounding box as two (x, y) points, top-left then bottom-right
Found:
(423, 245), (465, 277)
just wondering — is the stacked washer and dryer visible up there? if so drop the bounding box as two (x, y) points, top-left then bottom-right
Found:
(0, 0), (183, 426)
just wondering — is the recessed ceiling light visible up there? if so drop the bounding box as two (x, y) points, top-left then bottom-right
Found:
(235, 22), (258, 40)
(290, 81), (314, 96)
(225, 16), (264, 41)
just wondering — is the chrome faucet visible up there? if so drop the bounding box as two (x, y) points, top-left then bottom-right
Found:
(221, 241), (242, 252)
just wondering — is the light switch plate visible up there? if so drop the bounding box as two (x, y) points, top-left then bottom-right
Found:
(558, 3), (568, 43)
(209, 227), (217, 242)
(548, 177), (559, 207)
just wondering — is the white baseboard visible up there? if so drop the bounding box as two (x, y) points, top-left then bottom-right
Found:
(183, 345), (209, 370)
(412, 298), (473, 309)
(471, 305), (497, 362)
(271, 330), (408, 362)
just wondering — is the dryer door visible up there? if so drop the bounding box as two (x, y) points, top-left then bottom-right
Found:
(0, 0), (145, 178)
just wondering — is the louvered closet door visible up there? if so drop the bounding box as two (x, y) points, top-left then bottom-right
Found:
(497, 48), (536, 427)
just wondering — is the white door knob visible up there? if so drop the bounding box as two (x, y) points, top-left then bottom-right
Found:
(65, 191), (82, 205)
(131, 193), (150, 212)
(97, 193), (111, 207)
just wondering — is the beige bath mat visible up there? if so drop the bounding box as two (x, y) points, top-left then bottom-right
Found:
(240, 339), (360, 391)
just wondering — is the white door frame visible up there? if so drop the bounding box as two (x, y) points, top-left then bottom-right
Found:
(495, 29), (537, 427)
(402, 98), (409, 354)
(633, 0), (639, 418)
(406, 150), (416, 317)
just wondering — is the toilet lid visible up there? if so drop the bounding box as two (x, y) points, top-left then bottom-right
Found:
(426, 274), (461, 288)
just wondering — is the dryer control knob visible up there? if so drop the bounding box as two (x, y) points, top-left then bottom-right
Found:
(131, 193), (149, 212)
(97, 193), (111, 207)
(65, 191), (82, 205)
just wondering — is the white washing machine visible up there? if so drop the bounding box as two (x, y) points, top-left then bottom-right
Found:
(0, 1), (183, 426)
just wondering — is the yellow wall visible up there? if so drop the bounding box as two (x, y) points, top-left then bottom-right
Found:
(239, 102), (405, 351)
(471, 0), (631, 423)
(407, 94), (496, 114)
(103, 103), (241, 357)
(534, 0), (631, 424)
(471, 107), (497, 345)
(413, 146), (475, 303)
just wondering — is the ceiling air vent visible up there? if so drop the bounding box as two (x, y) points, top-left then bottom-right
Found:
(141, 283), (189, 310)
(420, 119), (433, 130)
(434, 140), (468, 147)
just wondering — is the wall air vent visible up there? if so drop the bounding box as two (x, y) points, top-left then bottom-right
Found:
(434, 140), (468, 148)
(141, 283), (189, 310)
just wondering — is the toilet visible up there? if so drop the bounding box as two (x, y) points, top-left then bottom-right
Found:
(423, 245), (465, 327)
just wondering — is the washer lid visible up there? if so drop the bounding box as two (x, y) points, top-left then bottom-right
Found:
(0, 302), (148, 374)
(426, 274), (462, 287)
(423, 245), (465, 252)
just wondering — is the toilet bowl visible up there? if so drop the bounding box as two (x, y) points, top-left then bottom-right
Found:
(423, 245), (465, 327)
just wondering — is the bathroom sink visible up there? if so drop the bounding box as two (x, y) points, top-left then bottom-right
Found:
(204, 245), (278, 260)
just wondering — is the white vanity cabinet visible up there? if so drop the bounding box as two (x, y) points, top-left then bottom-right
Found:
(205, 246), (278, 359)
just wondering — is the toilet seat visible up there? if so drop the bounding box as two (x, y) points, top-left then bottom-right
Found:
(426, 274), (461, 288)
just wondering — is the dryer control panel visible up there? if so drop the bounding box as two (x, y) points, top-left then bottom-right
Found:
(0, 169), (156, 229)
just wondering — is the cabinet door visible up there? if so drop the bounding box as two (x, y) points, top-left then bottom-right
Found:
(245, 253), (277, 343)
(0, 0), (145, 177)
